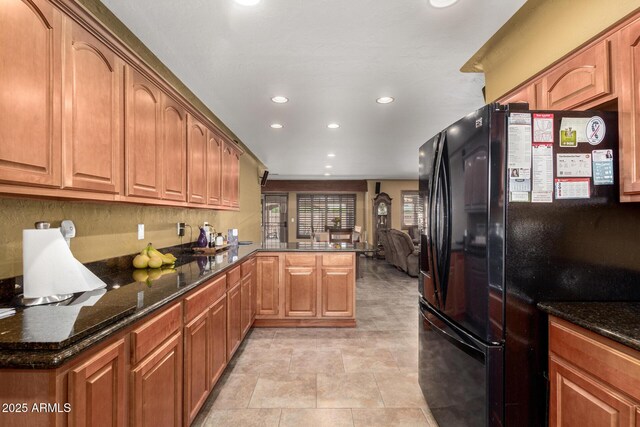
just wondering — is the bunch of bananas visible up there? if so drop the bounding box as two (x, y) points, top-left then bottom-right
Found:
(133, 243), (176, 269)
(131, 244), (178, 286)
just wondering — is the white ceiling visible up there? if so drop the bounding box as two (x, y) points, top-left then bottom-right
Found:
(102, 0), (526, 180)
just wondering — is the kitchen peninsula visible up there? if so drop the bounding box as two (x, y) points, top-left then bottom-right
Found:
(0, 242), (369, 426)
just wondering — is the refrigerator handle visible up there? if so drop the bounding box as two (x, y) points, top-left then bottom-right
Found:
(439, 135), (452, 307)
(430, 133), (445, 307)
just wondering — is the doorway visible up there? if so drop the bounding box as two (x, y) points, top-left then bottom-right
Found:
(262, 194), (288, 243)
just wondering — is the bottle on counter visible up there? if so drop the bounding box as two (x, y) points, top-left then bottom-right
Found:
(215, 233), (224, 247)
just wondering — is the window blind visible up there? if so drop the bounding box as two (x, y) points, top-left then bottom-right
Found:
(297, 194), (356, 238)
(402, 191), (423, 228)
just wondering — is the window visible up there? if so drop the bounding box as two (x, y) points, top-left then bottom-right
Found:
(402, 191), (423, 229)
(297, 194), (356, 238)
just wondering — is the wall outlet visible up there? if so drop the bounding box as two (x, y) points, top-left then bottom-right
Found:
(137, 224), (144, 240)
(177, 222), (185, 237)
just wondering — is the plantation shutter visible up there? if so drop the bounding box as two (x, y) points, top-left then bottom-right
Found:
(297, 194), (356, 238)
(402, 192), (423, 228)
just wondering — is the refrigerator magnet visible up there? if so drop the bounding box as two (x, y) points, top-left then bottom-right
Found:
(557, 153), (592, 177)
(586, 116), (606, 145)
(592, 149), (614, 185)
(510, 192), (530, 202)
(555, 178), (591, 199)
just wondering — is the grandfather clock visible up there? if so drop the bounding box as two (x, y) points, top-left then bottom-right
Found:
(372, 192), (392, 249)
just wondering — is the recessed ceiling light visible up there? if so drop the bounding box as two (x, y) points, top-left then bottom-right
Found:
(325, 165), (332, 169)
(235, 0), (260, 5)
(376, 96), (394, 104)
(271, 96), (288, 103)
(429, 0), (458, 8)
(327, 123), (340, 129)
(270, 123), (283, 129)
(327, 153), (336, 158)
(324, 173), (331, 176)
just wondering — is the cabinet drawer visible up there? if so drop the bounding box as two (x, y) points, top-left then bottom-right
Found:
(241, 257), (255, 276)
(184, 275), (226, 323)
(227, 266), (241, 287)
(286, 254), (316, 267)
(322, 253), (353, 267)
(549, 317), (640, 402)
(131, 303), (182, 364)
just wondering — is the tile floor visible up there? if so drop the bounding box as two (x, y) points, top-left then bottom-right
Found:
(192, 256), (438, 427)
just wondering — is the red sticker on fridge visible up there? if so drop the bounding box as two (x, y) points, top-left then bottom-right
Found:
(555, 178), (590, 200)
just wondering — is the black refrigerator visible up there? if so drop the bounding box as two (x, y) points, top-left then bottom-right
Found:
(418, 103), (640, 426)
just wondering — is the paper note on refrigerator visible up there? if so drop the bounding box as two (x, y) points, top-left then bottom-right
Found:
(532, 143), (553, 203)
(508, 113), (532, 169)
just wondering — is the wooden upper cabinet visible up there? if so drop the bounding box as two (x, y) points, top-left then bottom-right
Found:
(187, 115), (207, 204)
(63, 19), (122, 194)
(160, 94), (187, 201)
(619, 17), (640, 200)
(221, 140), (240, 208)
(499, 81), (540, 110)
(0, 0), (62, 187)
(69, 338), (126, 427)
(207, 131), (222, 206)
(125, 68), (162, 199)
(540, 40), (612, 110)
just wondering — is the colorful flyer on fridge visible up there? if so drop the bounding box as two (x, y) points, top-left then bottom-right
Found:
(557, 153), (592, 177)
(592, 149), (614, 185)
(555, 178), (591, 199)
(532, 143), (553, 203)
(507, 113), (532, 169)
(533, 113), (553, 143)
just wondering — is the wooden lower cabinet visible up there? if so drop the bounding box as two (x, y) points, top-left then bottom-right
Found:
(285, 266), (317, 317)
(256, 256), (280, 317)
(69, 338), (126, 427)
(320, 267), (354, 318)
(226, 282), (242, 360)
(131, 332), (182, 427)
(548, 316), (640, 426)
(209, 296), (227, 388)
(184, 311), (209, 425)
(241, 274), (253, 336)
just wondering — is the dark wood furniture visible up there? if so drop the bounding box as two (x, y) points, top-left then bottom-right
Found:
(327, 227), (354, 243)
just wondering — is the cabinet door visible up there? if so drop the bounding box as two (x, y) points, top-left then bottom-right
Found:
(161, 94), (187, 202)
(184, 310), (209, 426)
(541, 40), (612, 110)
(230, 149), (240, 208)
(125, 68), (162, 198)
(0, 0), (61, 187)
(499, 82), (539, 109)
(63, 19), (121, 194)
(241, 274), (252, 336)
(187, 115), (207, 204)
(69, 339), (126, 427)
(221, 142), (234, 206)
(226, 283), (242, 360)
(284, 267), (317, 317)
(209, 295), (227, 388)
(549, 356), (636, 427)
(321, 268), (354, 318)
(620, 18), (640, 198)
(256, 256), (280, 317)
(131, 332), (182, 427)
(251, 260), (257, 321)
(207, 131), (222, 206)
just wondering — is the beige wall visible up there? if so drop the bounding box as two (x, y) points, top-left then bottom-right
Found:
(0, 154), (262, 279)
(284, 192), (366, 243)
(365, 180), (419, 243)
(465, 0), (640, 101)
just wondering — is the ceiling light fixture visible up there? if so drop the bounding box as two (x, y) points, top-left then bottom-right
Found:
(235, 0), (261, 6)
(325, 165), (332, 169)
(270, 123), (283, 129)
(327, 153), (336, 158)
(327, 123), (340, 129)
(324, 173), (331, 176)
(429, 0), (458, 8)
(376, 96), (394, 104)
(271, 96), (288, 103)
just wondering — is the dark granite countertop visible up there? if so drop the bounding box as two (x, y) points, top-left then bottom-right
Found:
(0, 242), (372, 368)
(538, 301), (640, 352)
